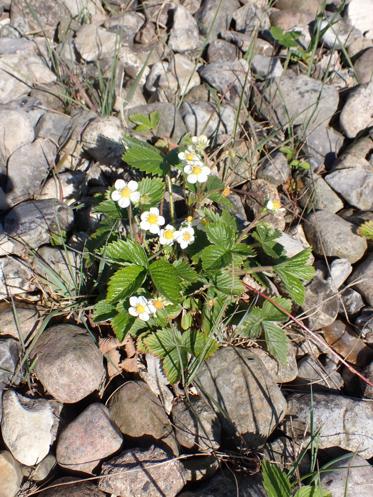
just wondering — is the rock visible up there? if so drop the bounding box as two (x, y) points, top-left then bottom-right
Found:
(232, 3), (270, 35)
(303, 211), (367, 263)
(243, 179), (285, 230)
(197, 0), (241, 40)
(321, 454), (373, 497)
(320, 14), (359, 49)
(277, 225), (312, 259)
(168, 5), (200, 52)
(37, 171), (85, 204)
(172, 396), (221, 451)
(251, 54), (283, 79)
(2, 200), (74, 257)
(56, 403), (122, 473)
(303, 273), (338, 330)
(10, 0), (71, 37)
(38, 478), (106, 497)
(340, 288), (364, 316)
(198, 59), (250, 99)
(181, 101), (236, 138)
(296, 355), (344, 389)
(0, 109), (34, 166)
(182, 455), (219, 483)
(61, 0), (104, 17)
(0, 451), (23, 497)
(22, 454), (56, 482)
(340, 82), (373, 138)
(74, 24), (119, 62)
(299, 173), (343, 213)
(345, 0), (373, 39)
(194, 347), (287, 447)
(6, 139), (58, 206)
(362, 362), (373, 398)
(253, 346), (298, 383)
(327, 258), (352, 290)
(0, 303), (39, 341)
(99, 446), (187, 496)
(286, 392), (373, 459)
(178, 472), (266, 497)
(348, 253), (373, 306)
(108, 381), (177, 453)
(1, 390), (61, 466)
(172, 54), (201, 96)
(325, 166), (373, 211)
(35, 112), (71, 144)
(298, 123), (343, 169)
(145, 61), (178, 98)
(354, 48), (373, 84)
(257, 72), (339, 129)
(105, 12), (145, 44)
(32, 324), (105, 403)
(276, 0), (324, 16)
(0, 338), (19, 387)
(81, 116), (123, 166)
(207, 39), (238, 63)
(0, 257), (36, 298)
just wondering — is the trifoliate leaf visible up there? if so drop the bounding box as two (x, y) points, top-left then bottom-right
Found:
(123, 135), (168, 176)
(104, 239), (148, 267)
(200, 245), (231, 270)
(205, 219), (236, 249)
(149, 259), (181, 303)
(138, 177), (165, 208)
(261, 460), (292, 497)
(107, 265), (146, 303)
(252, 223), (285, 259)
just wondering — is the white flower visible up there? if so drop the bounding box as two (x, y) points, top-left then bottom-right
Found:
(184, 163), (211, 184)
(159, 224), (178, 246)
(111, 179), (140, 208)
(266, 199), (285, 212)
(178, 147), (202, 165)
(128, 296), (155, 321)
(151, 297), (167, 312)
(140, 207), (165, 234)
(176, 226), (195, 249)
(191, 135), (209, 151)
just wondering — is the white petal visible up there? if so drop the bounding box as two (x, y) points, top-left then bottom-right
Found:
(149, 224), (160, 234)
(158, 216), (165, 226)
(139, 312), (150, 321)
(129, 296), (138, 306)
(164, 224), (174, 231)
(140, 221), (150, 231)
(187, 174), (198, 184)
(197, 174), (208, 184)
(128, 180), (138, 191)
(138, 296), (148, 305)
(141, 211), (149, 221)
(111, 191), (120, 201)
(114, 179), (126, 190)
(149, 207), (159, 215)
(184, 165), (193, 174)
(128, 307), (138, 317)
(202, 166), (211, 175)
(178, 152), (186, 160)
(118, 197), (130, 208)
(147, 303), (156, 314)
(130, 191), (140, 203)
(179, 240), (188, 249)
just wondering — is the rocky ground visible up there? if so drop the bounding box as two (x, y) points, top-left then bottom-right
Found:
(0, 0), (373, 496)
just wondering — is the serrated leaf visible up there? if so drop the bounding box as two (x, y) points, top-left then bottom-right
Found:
(205, 175), (224, 192)
(261, 460), (291, 497)
(123, 135), (168, 176)
(200, 245), (231, 270)
(107, 265), (146, 303)
(213, 269), (244, 295)
(173, 260), (199, 283)
(182, 330), (219, 359)
(205, 219), (236, 249)
(263, 321), (288, 365)
(93, 300), (116, 322)
(138, 177), (165, 208)
(104, 239), (148, 267)
(252, 223), (284, 259)
(111, 311), (135, 340)
(149, 259), (181, 303)
(261, 297), (292, 322)
(93, 199), (122, 220)
(294, 486), (331, 497)
(238, 306), (264, 338)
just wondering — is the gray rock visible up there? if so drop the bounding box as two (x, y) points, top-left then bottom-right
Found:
(182, 455), (219, 483)
(194, 347), (287, 447)
(178, 472), (266, 497)
(108, 381), (177, 454)
(299, 173), (344, 213)
(181, 101), (236, 138)
(276, 0), (324, 16)
(325, 167), (373, 211)
(340, 288), (364, 316)
(10, 0), (71, 37)
(0, 451), (23, 497)
(0, 257), (37, 299)
(354, 48), (373, 84)
(105, 12), (145, 44)
(6, 138), (57, 206)
(197, 0), (241, 40)
(56, 403), (122, 473)
(172, 54), (201, 96)
(1, 390), (61, 466)
(37, 171), (85, 204)
(38, 478), (106, 497)
(0, 109), (34, 166)
(251, 54), (283, 79)
(198, 59), (250, 99)
(207, 39), (238, 63)
(320, 14), (359, 49)
(340, 82), (373, 138)
(303, 273), (339, 330)
(99, 446), (187, 497)
(253, 346), (298, 383)
(257, 72), (339, 129)
(2, 200), (74, 257)
(345, 0), (373, 39)
(286, 392), (373, 459)
(0, 303), (39, 341)
(321, 454), (373, 497)
(62, 0), (104, 17)
(0, 338), (19, 387)
(277, 225), (312, 259)
(328, 258), (352, 290)
(145, 60), (178, 97)
(22, 454), (56, 482)
(172, 396), (221, 451)
(348, 253), (373, 306)
(32, 324), (105, 403)
(244, 178), (286, 230)
(168, 5), (200, 52)
(35, 112), (71, 145)
(232, 3), (270, 35)
(81, 116), (124, 166)
(75, 25), (119, 62)
(127, 103), (186, 141)
(296, 355), (344, 389)
(298, 123), (344, 169)
(303, 210), (367, 263)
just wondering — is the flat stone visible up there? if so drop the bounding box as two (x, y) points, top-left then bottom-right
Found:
(321, 454), (373, 497)
(0, 338), (20, 387)
(1, 390), (61, 466)
(298, 123), (344, 169)
(303, 210), (367, 263)
(340, 82), (373, 138)
(10, 0), (71, 37)
(348, 253), (373, 306)
(0, 109), (34, 166)
(56, 403), (122, 473)
(181, 101), (236, 138)
(251, 54), (283, 79)
(0, 450), (23, 497)
(38, 478), (106, 497)
(198, 59), (250, 99)
(0, 303), (39, 341)
(99, 446), (187, 497)
(303, 273), (339, 330)
(37, 171), (85, 204)
(74, 24), (119, 62)
(197, 0), (241, 40)
(286, 392), (373, 459)
(194, 347), (287, 447)
(22, 454), (56, 482)
(35, 112), (71, 145)
(327, 258), (352, 290)
(354, 48), (373, 84)
(345, 0), (373, 39)
(0, 257), (36, 298)
(299, 173), (344, 213)
(276, 0), (324, 16)
(232, 3), (270, 35)
(325, 167), (373, 211)
(340, 288), (364, 316)
(168, 5), (200, 52)
(81, 116), (124, 166)
(296, 355), (344, 389)
(32, 324), (105, 403)
(253, 346), (298, 383)
(62, 0), (105, 17)
(172, 54), (201, 96)
(207, 39), (238, 63)
(178, 472), (266, 497)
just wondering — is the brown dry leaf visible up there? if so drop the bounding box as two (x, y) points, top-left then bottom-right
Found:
(121, 357), (139, 373)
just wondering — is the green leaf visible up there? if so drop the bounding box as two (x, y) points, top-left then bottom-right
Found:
(238, 306), (265, 338)
(261, 460), (292, 497)
(173, 260), (200, 283)
(107, 265), (146, 303)
(270, 26), (301, 49)
(111, 311), (135, 340)
(205, 219), (236, 249)
(263, 321), (288, 365)
(213, 269), (244, 295)
(252, 223), (285, 259)
(122, 135), (167, 176)
(358, 220), (373, 240)
(182, 330), (219, 359)
(93, 300), (116, 322)
(149, 259), (181, 303)
(138, 177), (165, 208)
(200, 245), (231, 271)
(128, 111), (160, 133)
(93, 199), (122, 220)
(294, 486), (332, 497)
(205, 175), (224, 192)
(261, 297), (292, 322)
(104, 239), (148, 267)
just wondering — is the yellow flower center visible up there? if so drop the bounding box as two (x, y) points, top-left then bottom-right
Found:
(186, 215), (193, 223)
(183, 232), (192, 241)
(120, 186), (131, 198)
(147, 213), (158, 224)
(135, 304), (146, 314)
(191, 165), (202, 175)
(272, 199), (282, 210)
(185, 152), (195, 161)
(153, 299), (165, 310)
(164, 229), (174, 240)
(223, 187), (231, 197)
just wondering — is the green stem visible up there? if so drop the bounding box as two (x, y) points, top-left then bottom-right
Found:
(166, 174), (175, 224)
